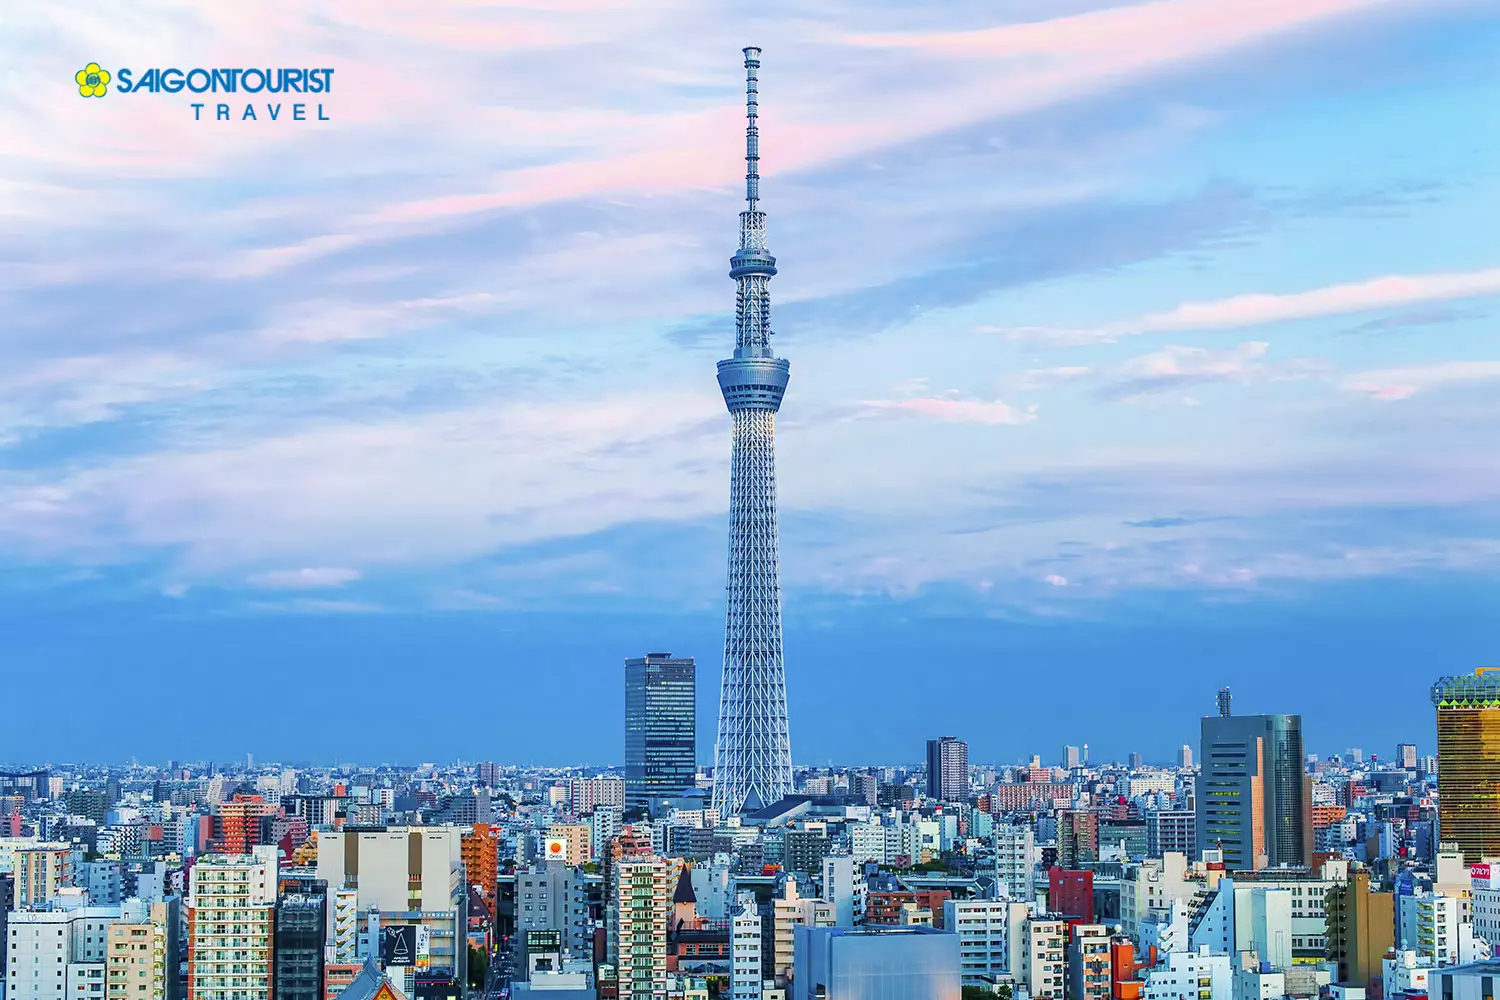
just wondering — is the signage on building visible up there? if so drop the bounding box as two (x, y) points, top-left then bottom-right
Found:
(526, 930), (562, 954)
(416, 924), (431, 958)
(1474, 863), (1492, 888)
(381, 925), (416, 967)
(544, 836), (568, 860)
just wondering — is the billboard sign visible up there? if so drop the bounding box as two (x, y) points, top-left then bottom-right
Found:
(543, 836), (568, 861)
(381, 924), (416, 967)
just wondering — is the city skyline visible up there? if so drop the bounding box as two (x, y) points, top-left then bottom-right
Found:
(3, 2), (1499, 762)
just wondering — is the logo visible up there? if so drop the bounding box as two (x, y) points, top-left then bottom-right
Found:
(544, 836), (568, 859)
(76, 63), (111, 98)
(74, 63), (334, 121)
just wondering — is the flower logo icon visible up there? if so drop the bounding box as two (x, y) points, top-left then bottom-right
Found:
(75, 63), (111, 98)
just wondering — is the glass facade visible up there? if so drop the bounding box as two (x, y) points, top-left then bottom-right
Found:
(1197, 713), (1309, 869)
(625, 654), (697, 813)
(794, 926), (960, 1000)
(1433, 673), (1500, 863)
(273, 890), (326, 1000)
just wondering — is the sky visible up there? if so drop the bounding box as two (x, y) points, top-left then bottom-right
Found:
(2, 0), (1498, 768)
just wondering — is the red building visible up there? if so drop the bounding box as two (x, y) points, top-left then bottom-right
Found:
(212, 794), (276, 854)
(1049, 867), (1094, 923)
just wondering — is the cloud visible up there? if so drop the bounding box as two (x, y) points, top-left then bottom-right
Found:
(1342, 361), (1500, 401)
(246, 567), (363, 589)
(994, 267), (1500, 343)
(858, 396), (1038, 426)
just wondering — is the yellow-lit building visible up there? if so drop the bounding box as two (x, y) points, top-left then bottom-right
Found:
(106, 902), (176, 1000)
(1432, 670), (1500, 863)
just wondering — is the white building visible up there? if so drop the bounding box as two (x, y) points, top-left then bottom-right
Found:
(849, 822), (886, 865)
(187, 848), (278, 1000)
(1398, 892), (1461, 967)
(731, 893), (763, 1000)
(5, 906), (120, 1000)
(944, 898), (1026, 986)
(1384, 951), (1434, 999)
(1121, 853), (1195, 941)
(995, 825), (1035, 903)
(1141, 947), (1232, 1000)
(1022, 914), (1066, 999)
(820, 856), (866, 927)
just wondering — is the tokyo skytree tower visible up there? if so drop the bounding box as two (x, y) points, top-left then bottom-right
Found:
(711, 47), (793, 816)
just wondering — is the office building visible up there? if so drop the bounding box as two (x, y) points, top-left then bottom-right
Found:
(1433, 672), (1500, 862)
(315, 827), (467, 996)
(1196, 691), (1311, 870)
(275, 889), (327, 1000)
(7, 906), (118, 1000)
(187, 848), (278, 1000)
(517, 860), (593, 961)
(1397, 743), (1419, 769)
(791, 925), (960, 1000)
(570, 776), (627, 816)
(1327, 870), (1395, 991)
(1064, 746), (1082, 770)
(1178, 745), (1194, 769)
(783, 829), (829, 876)
(1129, 752), (1144, 770)
(1147, 811), (1196, 860)
(926, 737), (969, 802)
(1059, 810), (1099, 870)
(625, 653), (697, 815)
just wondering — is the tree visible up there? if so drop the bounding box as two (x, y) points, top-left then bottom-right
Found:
(468, 945), (489, 990)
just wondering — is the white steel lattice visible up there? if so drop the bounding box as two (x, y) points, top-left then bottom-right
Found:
(713, 409), (792, 814)
(711, 47), (794, 816)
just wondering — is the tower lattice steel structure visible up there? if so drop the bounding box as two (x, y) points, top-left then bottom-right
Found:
(711, 46), (793, 816)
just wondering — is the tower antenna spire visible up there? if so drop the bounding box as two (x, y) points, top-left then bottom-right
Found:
(744, 46), (760, 212)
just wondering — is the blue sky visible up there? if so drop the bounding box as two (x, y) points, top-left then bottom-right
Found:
(2, 0), (1497, 767)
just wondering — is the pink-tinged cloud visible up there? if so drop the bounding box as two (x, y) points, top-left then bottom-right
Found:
(861, 397), (1037, 425)
(997, 266), (1500, 343)
(1343, 361), (1500, 401)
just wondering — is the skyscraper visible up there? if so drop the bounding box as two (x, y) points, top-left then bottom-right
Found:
(926, 737), (969, 802)
(1432, 670), (1500, 863)
(1196, 692), (1311, 870)
(712, 47), (794, 816)
(625, 653), (697, 814)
